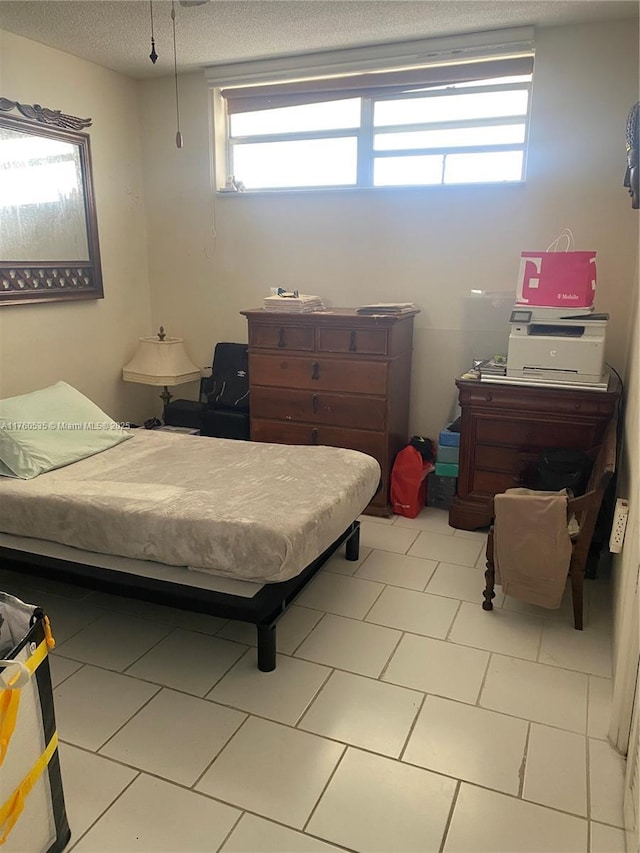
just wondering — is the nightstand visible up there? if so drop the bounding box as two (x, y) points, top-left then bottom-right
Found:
(449, 373), (622, 530)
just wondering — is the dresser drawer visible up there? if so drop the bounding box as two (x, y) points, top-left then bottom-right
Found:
(317, 327), (388, 355)
(251, 387), (386, 431)
(249, 323), (314, 351)
(475, 445), (537, 474)
(462, 386), (605, 416)
(251, 419), (386, 463)
(471, 469), (523, 495)
(475, 417), (595, 451)
(250, 354), (388, 394)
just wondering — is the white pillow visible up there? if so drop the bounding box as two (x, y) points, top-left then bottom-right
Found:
(0, 381), (131, 479)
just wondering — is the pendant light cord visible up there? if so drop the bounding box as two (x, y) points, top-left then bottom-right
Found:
(171, 1), (183, 148)
(149, 0), (158, 63)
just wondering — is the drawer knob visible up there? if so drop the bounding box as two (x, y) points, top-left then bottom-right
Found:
(311, 361), (320, 380)
(349, 330), (357, 352)
(311, 427), (319, 445)
(312, 393), (319, 413)
(278, 328), (286, 348)
(485, 393), (493, 402)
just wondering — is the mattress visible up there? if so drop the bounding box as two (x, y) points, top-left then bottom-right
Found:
(0, 430), (380, 583)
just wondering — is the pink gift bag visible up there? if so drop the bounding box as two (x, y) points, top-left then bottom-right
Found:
(516, 229), (597, 308)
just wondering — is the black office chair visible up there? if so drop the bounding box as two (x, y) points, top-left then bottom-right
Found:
(164, 342), (250, 439)
(201, 342), (250, 439)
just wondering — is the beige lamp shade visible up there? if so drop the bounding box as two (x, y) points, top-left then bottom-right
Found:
(122, 335), (201, 387)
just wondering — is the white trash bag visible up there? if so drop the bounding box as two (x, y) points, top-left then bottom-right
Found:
(0, 592), (70, 851)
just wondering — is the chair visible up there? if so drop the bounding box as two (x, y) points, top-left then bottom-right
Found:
(482, 417), (617, 629)
(163, 342), (250, 439)
(200, 342), (250, 439)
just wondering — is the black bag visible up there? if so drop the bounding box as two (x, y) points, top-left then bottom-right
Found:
(535, 448), (593, 496)
(163, 400), (205, 429)
(202, 343), (249, 413)
(201, 408), (250, 441)
(409, 435), (436, 462)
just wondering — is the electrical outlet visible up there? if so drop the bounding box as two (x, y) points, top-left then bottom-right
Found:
(609, 498), (629, 553)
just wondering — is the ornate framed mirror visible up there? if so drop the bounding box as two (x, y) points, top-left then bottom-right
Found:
(0, 98), (103, 306)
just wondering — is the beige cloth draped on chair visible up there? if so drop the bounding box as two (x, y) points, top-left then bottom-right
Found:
(482, 416), (617, 629)
(493, 488), (573, 609)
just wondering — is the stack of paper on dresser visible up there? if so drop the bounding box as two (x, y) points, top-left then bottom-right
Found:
(356, 303), (417, 315)
(263, 293), (325, 312)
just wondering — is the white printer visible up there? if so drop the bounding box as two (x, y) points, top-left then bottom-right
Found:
(507, 306), (608, 384)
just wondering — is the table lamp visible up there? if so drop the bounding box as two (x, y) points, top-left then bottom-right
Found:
(122, 326), (201, 407)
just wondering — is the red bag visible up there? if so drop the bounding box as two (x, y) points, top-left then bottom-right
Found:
(390, 446), (434, 518)
(515, 229), (596, 309)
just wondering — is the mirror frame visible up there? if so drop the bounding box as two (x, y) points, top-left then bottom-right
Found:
(0, 98), (103, 306)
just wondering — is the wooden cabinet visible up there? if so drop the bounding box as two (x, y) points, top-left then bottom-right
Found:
(449, 375), (622, 530)
(241, 308), (418, 516)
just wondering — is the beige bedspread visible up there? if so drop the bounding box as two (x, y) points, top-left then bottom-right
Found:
(0, 431), (380, 583)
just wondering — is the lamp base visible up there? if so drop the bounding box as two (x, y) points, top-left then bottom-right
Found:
(159, 386), (173, 407)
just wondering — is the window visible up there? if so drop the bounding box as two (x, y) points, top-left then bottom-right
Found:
(218, 51), (533, 191)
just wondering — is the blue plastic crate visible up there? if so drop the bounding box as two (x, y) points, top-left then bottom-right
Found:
(438, 425), (460, 447)
(437, 445), (459, 464)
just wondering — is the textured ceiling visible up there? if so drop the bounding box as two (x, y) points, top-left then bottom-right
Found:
(0, 1), (637, 80)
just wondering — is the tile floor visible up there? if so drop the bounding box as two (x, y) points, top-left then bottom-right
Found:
(2, 507), (628, 852)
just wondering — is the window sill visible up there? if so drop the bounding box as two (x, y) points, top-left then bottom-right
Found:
(215, 181), (526, 197)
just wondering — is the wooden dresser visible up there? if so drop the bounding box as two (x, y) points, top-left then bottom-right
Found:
(448, 374), (621, 530)
(241, 308), (418, 516)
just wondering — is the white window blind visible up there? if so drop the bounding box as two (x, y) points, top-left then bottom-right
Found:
(208, 28), (535, 191)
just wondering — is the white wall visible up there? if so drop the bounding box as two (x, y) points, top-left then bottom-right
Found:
(610, 255), (639, 756)
(140, 18), (639, 439)
(0, 29), (154, 424)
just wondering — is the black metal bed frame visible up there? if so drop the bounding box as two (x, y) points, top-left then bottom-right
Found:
(0, 520), (360, 672)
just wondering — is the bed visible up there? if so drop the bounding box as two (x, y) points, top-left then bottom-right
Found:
(0, 383), (381, 670)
